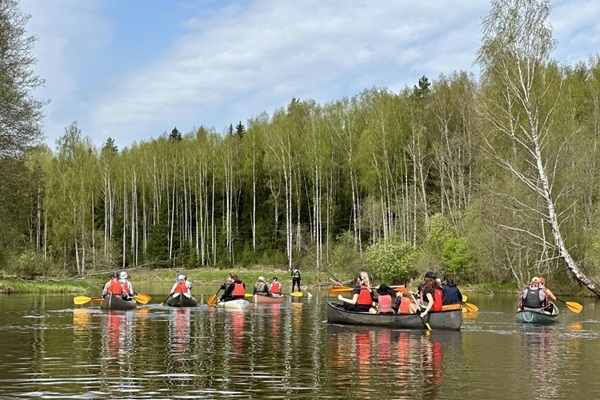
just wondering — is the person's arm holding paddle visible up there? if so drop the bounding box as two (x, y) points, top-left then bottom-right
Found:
(420, 291), (434, 318)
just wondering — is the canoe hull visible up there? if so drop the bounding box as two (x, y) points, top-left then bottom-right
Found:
(326, 301), (462, 331)
(217, 299), (250, 310)
(166, 294), (198, 307)
(254, 294), (285, 304)
(100, 295), (137, 311)
(516, 302), (559, 324)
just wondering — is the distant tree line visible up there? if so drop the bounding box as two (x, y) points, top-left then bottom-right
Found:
(2, 0), (600, 295)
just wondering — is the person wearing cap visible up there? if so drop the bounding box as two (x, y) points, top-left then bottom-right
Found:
(518, 277), (547, 312)
(372, 284), (395, 314)
(169, 274), (194, 300)
(337, 271), (374, 312)
(118, 271), (134, 300)
(254, 276), (271, 296)
(442, 277), (463, 305)
(102, 271), (120, 298)
(270, 277), (283, 296)
(539, 277), (556, 312)
(291, 265), (302, 293)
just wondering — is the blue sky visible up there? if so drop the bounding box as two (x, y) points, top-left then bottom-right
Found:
(19, 0), (600, 151)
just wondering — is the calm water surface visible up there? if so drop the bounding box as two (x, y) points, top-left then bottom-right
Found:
(1, 289), (600, 399)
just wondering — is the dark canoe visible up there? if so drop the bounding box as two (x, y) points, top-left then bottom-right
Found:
(516, 302), (559, 324)
(254, 294), (285, 304)
(326, 301), (462, 331)
(100, 295), (137, 311)
(166, 294), (198, 307)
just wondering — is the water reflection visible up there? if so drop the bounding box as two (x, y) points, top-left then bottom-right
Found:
(101, 310), (135, 361)
(169, 307), (192, 362)
(3, 293), (600, 398)
(326, 325), (462, 399)
(519, 325), (560, 397)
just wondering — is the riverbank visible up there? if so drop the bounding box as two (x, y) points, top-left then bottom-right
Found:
(0, 267), (329, 294)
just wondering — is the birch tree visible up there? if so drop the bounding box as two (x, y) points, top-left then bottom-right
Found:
(477, 0), (600, 295)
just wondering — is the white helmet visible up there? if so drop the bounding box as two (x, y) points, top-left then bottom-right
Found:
(178, 274), (185, 281)
(258, 276), (265, 281)
(119, 271), (128, 279)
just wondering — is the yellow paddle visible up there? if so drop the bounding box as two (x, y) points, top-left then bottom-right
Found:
(134, 293), (151, 305)
(207, 288), (222, 307)
(73, 296), (103, 305)
(555, 297), (583, 314)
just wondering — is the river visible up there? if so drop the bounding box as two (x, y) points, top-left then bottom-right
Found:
(0, 289), (599, 399)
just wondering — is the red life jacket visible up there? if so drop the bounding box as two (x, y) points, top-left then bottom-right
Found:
(271, 281), (282, 294)
(175, 281), (187, 293)
(356, 285), (372, 306)
(398, 297), (411, 314)
(109, 279), (122, 295)
(232, 282), (245, 296)
(378, 294), (393, 313)
(432, 289), (443, 312)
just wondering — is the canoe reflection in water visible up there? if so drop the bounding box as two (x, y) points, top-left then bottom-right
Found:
(327, 325), (461, 395)
(169, 307), (192, 362)
(101, 311), (135, 362)
(519, 325), (559, 397)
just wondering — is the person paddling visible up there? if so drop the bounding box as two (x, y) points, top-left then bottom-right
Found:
(220, 275), (245, 302)
(518, 277), (547, 312)
(337, 271), (374, 312)
(539, 277), (556, 312)
(270, 277), (282, 296)
(254, 276), (270, 296)
(170, 275), (194, 299)
(442, 277), (463, 305)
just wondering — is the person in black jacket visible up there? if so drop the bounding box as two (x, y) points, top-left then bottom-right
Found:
(442, 277), (463, 305)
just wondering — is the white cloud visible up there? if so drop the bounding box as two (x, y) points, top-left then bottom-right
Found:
(18, 0), (600, 150)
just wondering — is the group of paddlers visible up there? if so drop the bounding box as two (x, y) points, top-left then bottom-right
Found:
(337, 271), (463, 316)
(517, 276), (556, 313)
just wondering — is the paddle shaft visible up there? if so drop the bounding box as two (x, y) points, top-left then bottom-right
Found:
(411, 293), (431, 330)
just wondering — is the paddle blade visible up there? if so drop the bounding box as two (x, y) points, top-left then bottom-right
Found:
(291, 292), (303, 297)
(73, 296), (92, 305)
(245, 293), (253, 298)
(207, 295), (217, 307)
(464, 302), (479, 313)
(566, 301), (583, 314)
(462, 295), (468, 302)
(328, 286), (352, 295)
(134, 294), (151, 305)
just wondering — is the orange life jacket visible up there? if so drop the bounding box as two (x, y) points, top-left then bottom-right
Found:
(232, 282), (245, 296)
(108, 279), (122, 295)
(432, 288), (443, 312)
(398, 297), (411, 314)
(271, 281), (282, 294)
(378, 294), (393, 313)
(356, 285), (372, 306)
(175, 281), (187, 293)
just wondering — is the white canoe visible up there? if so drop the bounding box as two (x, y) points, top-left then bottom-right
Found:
(217, 299), (250, 310)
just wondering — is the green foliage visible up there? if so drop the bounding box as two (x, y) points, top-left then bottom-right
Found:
(331, 231), (363, 279)
(426, 214), (456, 251)
(15, 250), (50, 279)
(441, 237), (477, 281)
(364, 241), (419, 285)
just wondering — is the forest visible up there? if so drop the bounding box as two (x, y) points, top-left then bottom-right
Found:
(2, 0), (600, 295)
